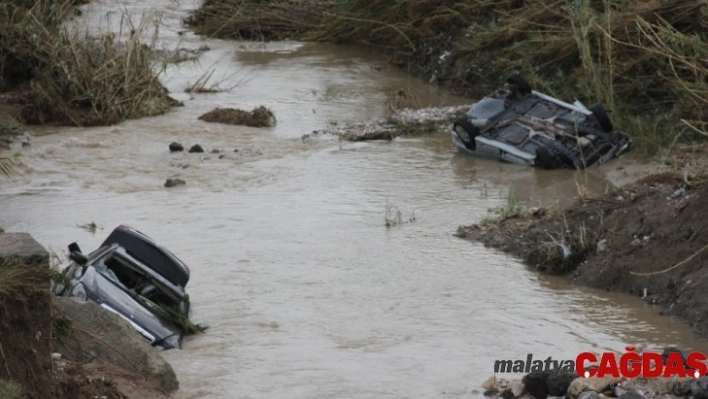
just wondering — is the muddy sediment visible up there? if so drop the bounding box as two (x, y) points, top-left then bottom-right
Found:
(198, 106), (277, 127)
(457, 171), (708, 338)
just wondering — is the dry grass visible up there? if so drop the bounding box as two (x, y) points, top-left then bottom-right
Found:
(189, 0), (708, 155)
(531, 213), (605, 273)
(184, 0), (336, 41)
(0, 257), (50, 301)
(0, 379), (23, 399)
(0, 1), (180, 127)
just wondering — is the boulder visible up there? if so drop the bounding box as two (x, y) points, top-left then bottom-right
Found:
(168, 142), (183, 152)
(53, 297), (179, 393)
(568, 376), (622, 397)
(522, 372), (551, 399)
(617, 391), (644, 399)
(511, 381), (525, 397)
(547, 372), (579, 396)
(164, 178), (186, 188)
(482, 376), (499, 390)
(188, 144), (204, 153)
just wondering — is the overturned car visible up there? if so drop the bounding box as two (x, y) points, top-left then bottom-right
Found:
(451, 75), (631, 169)
(54, 225), (192, 350)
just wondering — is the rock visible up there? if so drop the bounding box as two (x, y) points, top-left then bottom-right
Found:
(219, 154), (226, 159)
(578, 391), (600, 399)
(501, 388), (515, 399)
(568, 377), (622, 397)
(198, 106), (276, 127)
(614, 385), (626, 397)
(168, 142), (183, 152)
(547, 372), (579, 396)
(210, 149), (220, 154)
(511, 381), (525, 397)
(666, 379), (692, 396)
(484, 388), (500, 397)
(617, 391), (644, 399)
(164, 178), (186, 188)
(53, 297), (179, 392)
(522, 372), (551, 399)
(188, 144), (204, 153)
(698, 376), (708, 391)
(690, 379), (708, 398)
(482, 376), (499, 390)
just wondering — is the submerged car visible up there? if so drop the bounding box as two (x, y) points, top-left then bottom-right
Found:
(450, 75), (631, 169)
(54, 225), (192, 350)
(101, 224), (191, 289)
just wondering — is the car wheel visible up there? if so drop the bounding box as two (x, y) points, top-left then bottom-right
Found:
(590, 103), (613, 132)
(535, 147), (561, 169)
(453, 117), (480, 146)
(506, 74), (532, 96)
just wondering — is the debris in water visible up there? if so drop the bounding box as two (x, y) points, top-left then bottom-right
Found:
(169, 142), (184, 152)
(77, 222), (102, 234)
(198, 106), (276, 127)
(165, 178), (186, 188)
(189, 144), (204, 153)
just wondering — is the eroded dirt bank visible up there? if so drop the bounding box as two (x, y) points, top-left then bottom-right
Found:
(457, 168), (708, 338)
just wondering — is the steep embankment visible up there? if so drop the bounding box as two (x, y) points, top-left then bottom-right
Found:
(456, 170), (708, 338)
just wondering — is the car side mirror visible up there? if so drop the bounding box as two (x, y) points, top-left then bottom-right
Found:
(69, 251), (88, 266)
(68, 242), (82, 254)
(68, 242), (87, 265)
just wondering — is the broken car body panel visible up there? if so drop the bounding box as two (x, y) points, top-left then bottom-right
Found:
(450, 75), (631, 169)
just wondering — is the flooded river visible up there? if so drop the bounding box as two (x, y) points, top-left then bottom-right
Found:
(1, 1), (707, 398)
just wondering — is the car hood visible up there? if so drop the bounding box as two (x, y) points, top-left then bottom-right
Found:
(81, 268), (183, 347)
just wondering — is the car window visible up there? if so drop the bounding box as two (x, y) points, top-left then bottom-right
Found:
(108, 252), (181, 309)
(113, 234), (187, 283)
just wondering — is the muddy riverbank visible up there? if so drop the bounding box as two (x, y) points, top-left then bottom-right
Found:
(457, 162), (708, 339)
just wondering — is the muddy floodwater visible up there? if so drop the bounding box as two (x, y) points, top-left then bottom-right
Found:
(2, 1), (708, 398)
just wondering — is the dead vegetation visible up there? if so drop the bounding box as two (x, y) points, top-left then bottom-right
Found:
(385, 204), (416, 228)
(187, 0), (708, 155)
(198, 106), (277, 127)
(0, 1), (180, 127)
(0, 255), (53, 398)
(457, 173), (708, 338)
(184, 0), (336, 41)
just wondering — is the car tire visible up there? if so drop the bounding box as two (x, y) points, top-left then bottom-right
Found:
(535, 147), (560, 169)
(506, 74), (532, 95)
(453, 117), (480, 149)
(590, 103), (613, 132)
